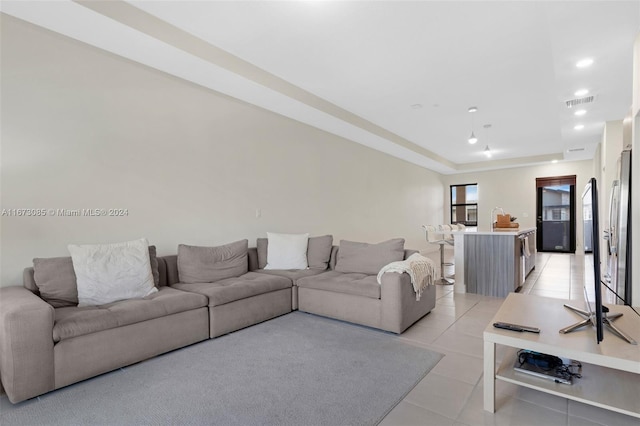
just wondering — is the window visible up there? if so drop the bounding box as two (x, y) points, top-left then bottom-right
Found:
(450, 183), (478, 226)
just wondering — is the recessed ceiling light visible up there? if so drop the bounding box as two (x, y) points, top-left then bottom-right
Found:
(552, 159), (558, 164)
(576, 58), (594, 68)
(574, 89), (589, 97)
(574, 124), (585, 130)
(468, 106), (478, 113)
(574, 109), (587, 116)
(411, 104), (423, 109)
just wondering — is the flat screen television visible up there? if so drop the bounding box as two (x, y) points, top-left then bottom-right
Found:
(559, 178), (636, 345)
(583, 178), (603, 343)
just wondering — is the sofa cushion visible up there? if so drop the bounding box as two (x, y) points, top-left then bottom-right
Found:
(257, 235), (333, 270)
(52, 287), (207, 342)
(177, 240), (248, 284)
(32, 257), (78, 308)
(68, 238), (158, 307)
(297, 271), (381, 299)
(307, 235), (333, 270)
(264, 232), (309, 270)
(335, 239), (405, 275)
(171, 272), (291, 307)
(257, 239), (268, 269)
(33, 246), (160, 308)
(254, 268), (325, 285)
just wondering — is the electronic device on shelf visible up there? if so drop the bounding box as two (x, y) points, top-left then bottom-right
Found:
(513, 349), (581, 385)
(559, 177), (636, 345)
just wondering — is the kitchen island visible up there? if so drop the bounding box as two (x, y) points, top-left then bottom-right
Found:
(451, 226), (536, 296)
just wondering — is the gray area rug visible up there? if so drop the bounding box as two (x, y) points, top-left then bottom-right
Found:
(0, 312), (442, 426)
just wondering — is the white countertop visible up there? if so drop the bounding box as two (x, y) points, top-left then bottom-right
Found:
(451, 226), (536, 236)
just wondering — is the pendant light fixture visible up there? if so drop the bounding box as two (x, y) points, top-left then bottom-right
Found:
(468, 107), (478, 144)
(483, 124), (492, 158)
(468, 132), (478, 144)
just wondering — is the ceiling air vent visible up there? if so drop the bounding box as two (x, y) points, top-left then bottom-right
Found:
(565, 96), (595, 108)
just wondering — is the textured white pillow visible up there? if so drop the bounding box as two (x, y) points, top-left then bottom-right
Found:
(264, 232), (309, 270)
(68, 238), (158, 307)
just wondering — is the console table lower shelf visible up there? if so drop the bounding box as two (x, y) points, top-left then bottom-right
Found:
(483, 293), (640, 419)
(496, 348), (640, 418)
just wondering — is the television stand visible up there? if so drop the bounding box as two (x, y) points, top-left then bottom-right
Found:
(484, 293), (640, 418)
(560, 304), (637, 345)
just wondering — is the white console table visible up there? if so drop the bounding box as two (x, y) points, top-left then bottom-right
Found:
(484, 293), (640, 418)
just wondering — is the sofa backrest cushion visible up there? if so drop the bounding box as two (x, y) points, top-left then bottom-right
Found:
(32, 257), (78, 308)
(177, 239), (248, 284)
(257, 239), (268, 269)
(334, 238), (405, 275)
(307, 235), (334, 270)
(164, 255), (179, 285)
(247, 247), (259, 271)
(31, 246), (161, 308)
(257, 235), (333, 270)
(328, 246), (339, 270)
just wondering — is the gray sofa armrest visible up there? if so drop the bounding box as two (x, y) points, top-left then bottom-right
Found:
(379, 272), (436, 334)
(0, 286), (55, 403)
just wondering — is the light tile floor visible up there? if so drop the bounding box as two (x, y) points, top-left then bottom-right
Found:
(380, 250), (638, 426)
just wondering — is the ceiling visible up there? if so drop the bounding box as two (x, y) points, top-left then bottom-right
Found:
(2, 1), (639, 174)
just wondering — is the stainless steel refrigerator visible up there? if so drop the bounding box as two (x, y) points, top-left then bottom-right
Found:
(606, 148), (632, 305)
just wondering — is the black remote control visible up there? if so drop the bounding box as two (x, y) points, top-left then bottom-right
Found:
(493, 322), (540, 333)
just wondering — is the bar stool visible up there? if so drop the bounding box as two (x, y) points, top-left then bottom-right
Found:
(441, 224), (455, 244)
(423, 225), (454, 285)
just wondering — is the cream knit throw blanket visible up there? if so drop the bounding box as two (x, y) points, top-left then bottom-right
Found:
(376, 253), (437, 301)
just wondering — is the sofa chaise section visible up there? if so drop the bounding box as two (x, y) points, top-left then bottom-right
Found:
(296, 267), (436, 334)
(246, 236), (436, 334)
(296, 241), (436, 334)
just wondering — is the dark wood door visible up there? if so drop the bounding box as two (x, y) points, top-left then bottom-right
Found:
(536, 175), (576, 253)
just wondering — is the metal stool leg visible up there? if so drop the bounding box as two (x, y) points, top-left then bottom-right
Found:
(438, 243), (454, 285)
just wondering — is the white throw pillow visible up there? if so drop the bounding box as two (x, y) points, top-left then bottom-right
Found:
(68, 238), (158, 307)
(264, 232), (309, 270)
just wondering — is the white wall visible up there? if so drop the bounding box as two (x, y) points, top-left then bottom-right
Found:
(442, 160), (595, 251)
(0, 16), (444, 287)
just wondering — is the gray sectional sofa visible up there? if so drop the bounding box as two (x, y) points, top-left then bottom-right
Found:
(0, 236), (435, 403)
